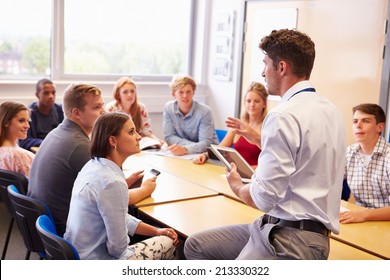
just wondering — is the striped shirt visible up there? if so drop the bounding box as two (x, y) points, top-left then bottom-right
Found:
(345, 136), (390, 208)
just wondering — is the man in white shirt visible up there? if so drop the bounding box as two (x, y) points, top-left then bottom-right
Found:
(184, 29), (346, 260)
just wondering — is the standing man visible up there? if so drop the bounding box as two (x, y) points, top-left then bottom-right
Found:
(340, 103), (390, 223)
(19, 78), (64, 151)
(185, 29), (346, 260)
(163, 75), (218, 156)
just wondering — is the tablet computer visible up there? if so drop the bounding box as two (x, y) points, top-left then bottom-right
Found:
(209, 144), (255, 183)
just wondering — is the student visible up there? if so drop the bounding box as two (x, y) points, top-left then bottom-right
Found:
(184, 29), (346, 260)
(0, 101), (35, 179)
(106, 77), (163, 145)
(64, 112), (178, 260)
(28, 84), (156, 236)
(193, 82), (268, 166)
(19, 78), (64, 151)
(340, 103), (390, 223)
(163, 75), (218, 155)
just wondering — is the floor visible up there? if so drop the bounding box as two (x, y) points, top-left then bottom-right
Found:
(1, 199), (185, 260)
(0, 200), (40, 260)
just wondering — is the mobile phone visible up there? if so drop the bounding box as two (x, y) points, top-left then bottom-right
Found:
(150, 168), (161, 176)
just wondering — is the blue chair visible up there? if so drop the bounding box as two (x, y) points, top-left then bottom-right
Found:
(215, 129), (228, 143)
(0, 169), (28, 260)
(341, 179), (351, 201)
(7, 185), (53, 259)
(36, 215), (80, 260)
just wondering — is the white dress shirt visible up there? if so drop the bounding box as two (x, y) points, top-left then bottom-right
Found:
(249, 81), (346, 233)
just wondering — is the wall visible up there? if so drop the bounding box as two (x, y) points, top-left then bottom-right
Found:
(308, 0), (388, 145)
(238, 0), (388, 145)
(206, 0), (243, 130)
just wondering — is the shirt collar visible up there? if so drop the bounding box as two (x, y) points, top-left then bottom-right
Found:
(353, 136), (387, 156)
(281, 80), (314, 103)
(174, 100), (195, 117)
(93, 157), (126, 179)
(371, 136), (387, 155)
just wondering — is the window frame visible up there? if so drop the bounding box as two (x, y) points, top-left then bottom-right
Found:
(50, 0), (195, 83)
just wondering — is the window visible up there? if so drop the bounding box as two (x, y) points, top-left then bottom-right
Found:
(0, 0), (194, 81)
(0, 0), (51, 79)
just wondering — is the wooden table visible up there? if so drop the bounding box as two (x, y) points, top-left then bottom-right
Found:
(328, 239), (382, 260)
(125, 153), (239, 200)
(123, 154), (219, 207)
(331, 201), (390, 259)
(138, 195), (262, 237)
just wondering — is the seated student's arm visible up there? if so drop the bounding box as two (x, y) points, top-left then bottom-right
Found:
(225, 117), (261, 149)
(163, 105), (186, 145)
(125, 170), (144, 188)
(163, 107), (194, 149)
(189, 110), (217, 153)
(193, 152), (208, 164)
(219, 130), (235, 147)
(164, 108), (216, 155)
(167, 144), (188, 156)
(193, 130), (235, 164)
(134, 222), (179, 246)
(339, 205), (390, 224)
(170, 110), (216, 155)
(127, 177), (157, 205)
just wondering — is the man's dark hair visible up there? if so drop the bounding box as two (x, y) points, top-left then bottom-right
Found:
(353, 103), (386, 124)
(259, 29), (315, 79)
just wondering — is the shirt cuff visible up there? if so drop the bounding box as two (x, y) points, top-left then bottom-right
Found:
(126, 215), (142, 236)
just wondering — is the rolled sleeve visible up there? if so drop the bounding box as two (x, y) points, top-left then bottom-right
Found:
(126, 215), (141, 236)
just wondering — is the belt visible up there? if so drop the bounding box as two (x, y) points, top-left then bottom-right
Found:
(262, 214), (330, 236)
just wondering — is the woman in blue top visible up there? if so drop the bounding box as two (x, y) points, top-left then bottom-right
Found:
(64, 112), (178, 260)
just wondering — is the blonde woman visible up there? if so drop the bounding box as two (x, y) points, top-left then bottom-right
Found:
(106, 77), (163, 145)
(194, 82), (268, 166)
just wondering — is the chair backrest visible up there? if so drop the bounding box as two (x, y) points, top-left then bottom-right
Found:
(7, 185), (53, 257)
(0, 169), (28, 218)
(36, 215), (80, 260)
(215, 129), (228, 143)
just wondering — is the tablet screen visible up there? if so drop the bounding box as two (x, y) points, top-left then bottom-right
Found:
(210, 144), (255, 181)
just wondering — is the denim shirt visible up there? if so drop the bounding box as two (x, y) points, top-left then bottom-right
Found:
(163, 100), (218, 154)
(64, 158), (141, 260)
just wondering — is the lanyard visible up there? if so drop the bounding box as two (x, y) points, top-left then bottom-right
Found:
(288, 87), (316, 100)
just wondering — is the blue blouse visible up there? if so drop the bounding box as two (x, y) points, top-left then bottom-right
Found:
(64, 157), (141, 260)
